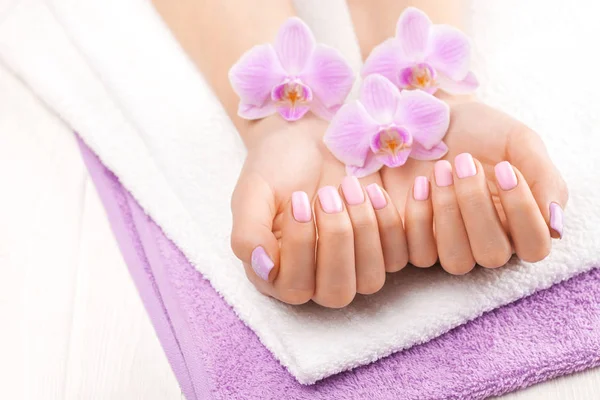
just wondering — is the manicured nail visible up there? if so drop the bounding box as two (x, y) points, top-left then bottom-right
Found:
(434, 160), (453, 187)
(291, 191), (311, 222)
(251, 246), (274, 281)
(341, 176), (365, 205)
(413, 176), (430, 201)
(455, 153), (477, 179)
(318, 186), (343, 214)
(494, 161), (518, 191)
(549, 202), (564, 239)
(366, 183), (387, 210)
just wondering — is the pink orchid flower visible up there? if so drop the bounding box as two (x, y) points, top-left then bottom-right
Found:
(229, 17), (355, 122)
(362, 7), (478, 95)
(324, 74), (450, 178)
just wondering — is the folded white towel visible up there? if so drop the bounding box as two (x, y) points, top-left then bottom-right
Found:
(1, 0), (599, 384)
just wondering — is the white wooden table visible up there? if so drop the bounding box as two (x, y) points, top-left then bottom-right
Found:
(1, 64), (598, 400)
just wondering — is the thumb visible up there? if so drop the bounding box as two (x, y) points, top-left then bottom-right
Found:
(507, 125), (569, 239)
(230, 172), (280, 282)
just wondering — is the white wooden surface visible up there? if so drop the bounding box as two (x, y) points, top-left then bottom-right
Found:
(0, 65), (598, 400)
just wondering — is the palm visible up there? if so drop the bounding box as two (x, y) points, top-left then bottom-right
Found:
(381, 101), (516, 221)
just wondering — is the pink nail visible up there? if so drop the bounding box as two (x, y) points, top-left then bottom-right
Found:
(291, 191), (311, 222)
(550, 202), (564, 239)
(366, 183), (387, 210)
(413, 176), (429, 201)
(251, 246), (274, 281)
(318, 186), (343, 214)
(494, 161), (518, 191)
(455, 153), (477, 179)
(434, 160), (453, 187)
(341, 176), (365, 205)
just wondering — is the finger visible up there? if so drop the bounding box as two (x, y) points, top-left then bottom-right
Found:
(231, 172), (279, 283)
(275, 191), (317, 304)
(507, 125), (568, 238)
(366, 183), (409, 272)
(405, 176), (437, 268)
(313, 186), (356, 308)
(432, 160), (475, 275)
(340, 177), (385, 294)
(453, 154), (512, 268)
(494, 161), (551, 262)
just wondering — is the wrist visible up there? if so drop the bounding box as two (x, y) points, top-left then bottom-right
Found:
(243, 114), (328, 150)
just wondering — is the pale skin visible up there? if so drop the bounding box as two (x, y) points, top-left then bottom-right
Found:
(152, 0), (568, 307)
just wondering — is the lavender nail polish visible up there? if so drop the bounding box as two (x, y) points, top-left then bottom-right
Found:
(549, 202), (564, 239)
(251, 246), (274, 281)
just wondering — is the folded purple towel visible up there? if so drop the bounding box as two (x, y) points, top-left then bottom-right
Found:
(80, 137), (600, 400)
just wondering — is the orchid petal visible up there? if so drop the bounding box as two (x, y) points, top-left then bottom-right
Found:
(396, 7), (432, 60)
(324, 102), (379, 167)
(275, 17), (316, 74)
(310, 96), (340, 121)
(362, 39), (408, 86)
(360, 74), (401, 125)
(346, 152), (384, 178)
(426, 25), (471, 80)
(395, 90), (450, 149)
(376, 147), (412, 168)
(437, 71), (479, 94)
(229, 44), (286, 107)
(238, 102), (277, 120)
(276, 104), (311, 121)
(410, 141), (448, 160)
(301, 44), (354, 108)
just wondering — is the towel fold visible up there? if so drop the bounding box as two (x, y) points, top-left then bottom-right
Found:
(1, 0), (599, 384)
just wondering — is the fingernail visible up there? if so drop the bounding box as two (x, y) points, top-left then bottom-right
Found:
(366, 183), (387, 210)
(341, 176), (365, 205)
(494, 161), (518, 191)
(413, 176), (430, 201)
(251, 246), (274, 281)
(292, 191), (312, 222)
(455, 153), (477, 179)
(318, 186), (343, 214)
(434, 160), (453, 187)
(549, 202), (564, 239)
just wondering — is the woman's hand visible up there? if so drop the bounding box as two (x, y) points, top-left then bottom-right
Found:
(230, 116), (408, 308)
(381, 98), (568, 274)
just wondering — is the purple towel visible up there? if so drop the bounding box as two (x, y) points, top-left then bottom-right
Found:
(80, 137), (600, 399)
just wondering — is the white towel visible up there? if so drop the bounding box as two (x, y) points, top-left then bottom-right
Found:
(1, 0), (599, 384)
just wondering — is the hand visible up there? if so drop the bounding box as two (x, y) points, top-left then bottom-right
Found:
(381, 98), (569, 274)
(230, 116), (408, 308)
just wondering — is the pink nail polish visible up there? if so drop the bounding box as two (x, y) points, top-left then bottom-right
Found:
(434, 160), (453, 187)
(318, 186), (343, 214)
(341, 176), (365, 205)
(494, 161), (518, 191)
(413, 176), (429, 201)
(550, 202), (564, 239)
(366, 183), (387, 210)
(251, 246), (274, 281)
(291, 191), (311, 222)
(455, 153), (477, 179)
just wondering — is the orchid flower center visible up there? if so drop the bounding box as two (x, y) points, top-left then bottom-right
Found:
(271, 79), (313, 107)
(371, 126), (413, 159)
(399, 63), (437, 91)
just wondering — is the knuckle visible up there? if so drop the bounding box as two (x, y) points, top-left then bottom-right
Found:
(458, 186), (487, 209)
(356, 273), (386, 295)
(230, 230), (250, 261)
(315, 287), (356, 309)
(520, 243), (552, 263)
(441, 257), (475, 275)
(378, 212), (402, 231)
(351, 213), (378, 231)
(410, 253), (438, 268)
(278, 288), (314, 305)
(319, 220), (353, 238)
(436, 197), (459, 215)
(475, 241), (513, 269)
(406, 206), (430, 222)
